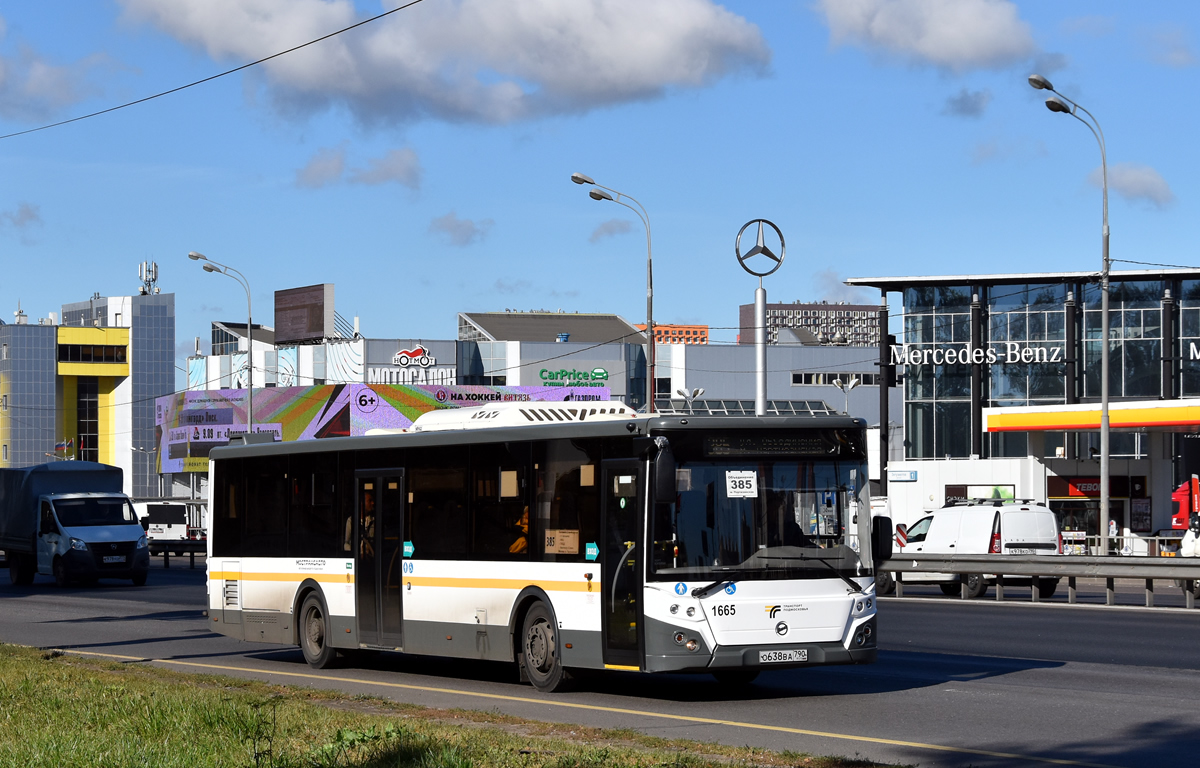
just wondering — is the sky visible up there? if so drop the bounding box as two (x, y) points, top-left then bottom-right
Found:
(0, 0), (1197, 386)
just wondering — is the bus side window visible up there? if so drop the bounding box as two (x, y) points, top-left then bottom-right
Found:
(536, 439), (600, 562)
(471, 443), (530, 558)
(212, 457), (244, 557)
(408, 447), (469, 559)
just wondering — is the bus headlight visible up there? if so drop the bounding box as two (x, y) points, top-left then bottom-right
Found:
(673, 632), (686, 646)
(685, 639), (699, 652)
(69, 538), (88, 552)
(670, 604), (679, 614)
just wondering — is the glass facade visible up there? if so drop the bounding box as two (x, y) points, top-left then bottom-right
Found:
(902, 286), (971, 459)
(897, 275), (1184, 461)
(131, 294), (176, 496)
(0, 325), (57, 468)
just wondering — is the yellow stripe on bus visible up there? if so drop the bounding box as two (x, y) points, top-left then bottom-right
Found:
(206, 572), (602, 592)
(603, 664), (640, 671)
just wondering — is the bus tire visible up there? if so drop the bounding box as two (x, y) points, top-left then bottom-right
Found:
(53, 557), (69, 588)
(300, 593), (338, 669)
(521, 601), (567, 693)
(964, 574), (987, 599)
(712, 670), (759, 687)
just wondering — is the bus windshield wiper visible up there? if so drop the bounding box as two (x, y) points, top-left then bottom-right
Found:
(761, 555), (863, 594)
(691, 578), (735, 598)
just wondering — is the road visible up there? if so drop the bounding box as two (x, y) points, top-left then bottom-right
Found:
(2, 560), (1200, 768)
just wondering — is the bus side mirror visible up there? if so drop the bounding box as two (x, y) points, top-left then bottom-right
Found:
(872, 516), (893, 561)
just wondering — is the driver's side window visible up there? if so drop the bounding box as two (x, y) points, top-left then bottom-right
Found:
(40, 502), (55, 535)
(905, 516), (932, 543)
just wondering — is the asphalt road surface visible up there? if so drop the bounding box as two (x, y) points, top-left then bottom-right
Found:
(3, 559), (1199, 768)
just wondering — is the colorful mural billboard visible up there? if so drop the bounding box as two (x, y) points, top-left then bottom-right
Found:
(155, 383), (611, 473)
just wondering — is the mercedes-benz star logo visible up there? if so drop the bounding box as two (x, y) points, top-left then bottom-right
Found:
(775, 621), (788, 636)
(735, 219), (786, 278)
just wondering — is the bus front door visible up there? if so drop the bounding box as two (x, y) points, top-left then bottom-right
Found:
(601, 460), (644, 670)
(355, 471), (406, 649)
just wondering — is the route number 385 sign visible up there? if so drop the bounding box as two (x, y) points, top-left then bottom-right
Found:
(725, 471), (758, 498)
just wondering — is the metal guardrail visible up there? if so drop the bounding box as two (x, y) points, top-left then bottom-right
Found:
(881, 553), (1200, 609)
(148, 539), (206, 569)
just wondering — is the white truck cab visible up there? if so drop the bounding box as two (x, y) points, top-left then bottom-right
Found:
(36, 493), (149, 586)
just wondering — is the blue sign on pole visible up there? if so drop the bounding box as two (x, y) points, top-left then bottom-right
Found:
(585, 542), (599, 561)
(403, 541), (414, 558)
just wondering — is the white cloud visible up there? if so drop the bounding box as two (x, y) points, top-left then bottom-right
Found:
(429, 211), (493, 246)
(295, 146), (346, 188)
(494, 278), (532, 295)
(588, 218), (633, 243)
(1140, 25), (1196, 68)
(1089, 163), (1175, 209)
(118, 0), (770, 125)
(970, 137), (1047, 165)
(816, 0), (1035, 71)
(349, 147), (421, 189)
(0, 17), (100, 121)
(942, 87), (990, 118)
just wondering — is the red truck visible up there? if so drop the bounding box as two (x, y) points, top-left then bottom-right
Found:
(1171, 475), (1200, 530)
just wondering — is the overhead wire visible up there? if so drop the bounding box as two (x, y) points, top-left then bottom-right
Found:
(0, 0), (428, 142)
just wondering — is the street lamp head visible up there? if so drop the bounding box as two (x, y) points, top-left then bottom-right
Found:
(833, 378), (844, 390)
(588, 188), (614, 202)
(570, 172), (595, 185)
(1045, 96), (1072, 114)
(187, 251), (207, 261)
(1027, 73), (1054, 91)
(202, 263), (220, 273)
(692, 388), (704, 399)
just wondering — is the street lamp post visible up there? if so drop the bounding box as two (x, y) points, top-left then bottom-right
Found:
(1028, 73), (1111, 554)
(188, 251), (254, 431)
(833, 377), (860, 416)
(571, 173), (655, 413)
(132, 446), (157, 496)
(676, 387), (704, 415)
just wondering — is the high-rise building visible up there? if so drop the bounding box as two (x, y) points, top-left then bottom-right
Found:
(738, 300), (881, 346)
(0, 266), (175, 497)
(635, 323), (708, 345)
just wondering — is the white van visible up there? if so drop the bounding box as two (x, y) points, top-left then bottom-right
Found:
(895, 499), (1062, 598)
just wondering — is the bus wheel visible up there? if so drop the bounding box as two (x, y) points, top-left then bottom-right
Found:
(522, 602), (567, 692)
(712, 670), (759, 687)
(300, 593), (338, 669)
(964, 574), (988, 599)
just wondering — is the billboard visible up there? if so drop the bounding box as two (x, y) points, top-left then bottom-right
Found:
(275, 284), (334, 345)
(155, 383), (611, 473)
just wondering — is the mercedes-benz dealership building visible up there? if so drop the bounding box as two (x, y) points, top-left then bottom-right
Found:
(848, 268), (1200, 543)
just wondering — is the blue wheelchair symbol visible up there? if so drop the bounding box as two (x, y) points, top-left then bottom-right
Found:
(724, 583), (737, 595)
(674, 582), (688, 595)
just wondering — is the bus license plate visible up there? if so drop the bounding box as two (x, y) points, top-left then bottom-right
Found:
(103, 555), (126, 564)
(759, 649), (806, 664)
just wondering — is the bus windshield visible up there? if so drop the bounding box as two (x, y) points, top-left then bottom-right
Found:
(650, 454), (869, 582)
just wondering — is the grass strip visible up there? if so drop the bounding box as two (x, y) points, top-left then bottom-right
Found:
(0, 643), (902, 768)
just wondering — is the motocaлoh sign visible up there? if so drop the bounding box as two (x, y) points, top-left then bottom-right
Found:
(891, 343), (1064, 366)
